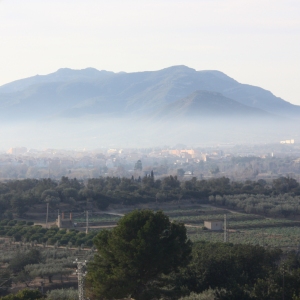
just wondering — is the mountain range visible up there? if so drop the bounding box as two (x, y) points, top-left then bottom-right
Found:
(0, 66), (299, 148)
(1, 65), (299, 121)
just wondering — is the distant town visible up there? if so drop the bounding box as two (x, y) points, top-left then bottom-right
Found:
(1, 141), (300, 182)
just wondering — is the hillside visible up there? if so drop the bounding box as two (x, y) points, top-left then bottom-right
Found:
(0, 66), (299, 147)
(151, 90), (272, 121)
(0, 65), (299, 121)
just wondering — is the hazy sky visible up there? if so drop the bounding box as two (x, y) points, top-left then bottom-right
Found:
(1, 0), (299, 104)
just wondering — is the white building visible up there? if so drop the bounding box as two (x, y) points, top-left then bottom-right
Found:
(204, 220), (223, 231)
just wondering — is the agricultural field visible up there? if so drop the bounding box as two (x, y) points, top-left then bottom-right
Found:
(72, 212), (122, 224)
(1, 203), (300, 250)
(69, 205), (300, 249)
(159, 205), (300, 249)
(0, 239), (93, 297)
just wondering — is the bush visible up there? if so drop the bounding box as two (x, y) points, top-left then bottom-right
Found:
(17, 221), (26, 226)
(0, 220), (9, 226)
(6, 229), (16, 237)
(46, 288), (78, 300)
(0, 288), (43, 300)
(178, 290), (216, 300)
(28, 233), (43, 242)
(45, 229), (58, 238)
(13, 233), (22, 242)
(47, 237), (57, 245)
(7, 220), (17, 226)
(26, 221), (34, 226)
(85, 239), (93, 247)
(58, 238), (69, 246)
(9, 249), (41, 273)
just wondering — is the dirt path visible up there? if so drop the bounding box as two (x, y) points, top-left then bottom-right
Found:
(200, 204), (243, 215)
(105, 212), (125, 217)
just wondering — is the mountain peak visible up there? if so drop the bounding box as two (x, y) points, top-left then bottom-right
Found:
(158, 65), (196, 74)
(55, 67), (102, 76)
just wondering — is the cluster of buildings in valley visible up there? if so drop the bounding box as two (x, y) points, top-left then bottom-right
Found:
(1, 142), (300, 181)
(0, 147), (212, 176)
(280, 139), (295, 144)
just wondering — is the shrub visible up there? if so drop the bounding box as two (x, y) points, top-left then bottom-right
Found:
(0, 219), (9, 226)
(46, 288), (78, 300)
(0, 288), (43, 300)
(17, 221), (26, 226)
(7, 220), (17, 226)
(47, 237), (57, 245)
(13, 233), (22, 242)
(178, 290), (216, 300)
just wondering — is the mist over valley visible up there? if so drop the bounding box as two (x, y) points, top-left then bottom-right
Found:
(0, 65), (299, 149)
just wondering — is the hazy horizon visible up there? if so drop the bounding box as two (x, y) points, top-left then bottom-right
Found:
(0, 115), (298, 150)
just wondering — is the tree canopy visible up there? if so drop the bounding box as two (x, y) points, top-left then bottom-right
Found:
(86, 210), (191, 300)
(0, 289), (43, 300)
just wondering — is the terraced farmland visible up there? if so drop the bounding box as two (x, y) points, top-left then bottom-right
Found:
(162, 206), (300, 248)
(68, 205), (300, 248)
(72, 212), (122, 224)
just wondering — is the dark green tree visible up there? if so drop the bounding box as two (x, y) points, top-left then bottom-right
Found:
(9, 249), (41, 273)
(177, 168), (185, 177)
(86, 210), (191, 300)
(134, 160), (143, 171)
(0, 289), (43, 300)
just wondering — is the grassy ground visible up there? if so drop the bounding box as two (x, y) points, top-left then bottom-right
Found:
(161, 206), (300, 248)
(68, 204), (300, 248)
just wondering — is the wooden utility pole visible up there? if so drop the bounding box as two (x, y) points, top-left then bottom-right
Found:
(224, 214), (228, 243)
(46, 203), (49, 228)
(86, 211), (89, 234)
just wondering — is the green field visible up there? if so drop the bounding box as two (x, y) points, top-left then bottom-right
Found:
(160, 206), (300, 248)
(72, 213), (122, 223)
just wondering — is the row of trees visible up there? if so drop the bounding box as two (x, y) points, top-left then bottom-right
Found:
(0, 223), (97, 247)
(0, 175), (299, 218)
(62, 175), (300, 207)
(209, 193), (300, 218)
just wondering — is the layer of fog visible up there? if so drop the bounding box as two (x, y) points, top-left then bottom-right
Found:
(0, 115), (299, 150)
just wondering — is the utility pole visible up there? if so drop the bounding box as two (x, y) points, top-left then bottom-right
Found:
(282, 263), (285, 300)
(73, 259), (87, 300)
(224, 214), (228, 243)
(40, 281), (44, 294)
(86, 211), (89, 234)
(48, 160), (50, 178)
(46, 203), (49, 228)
